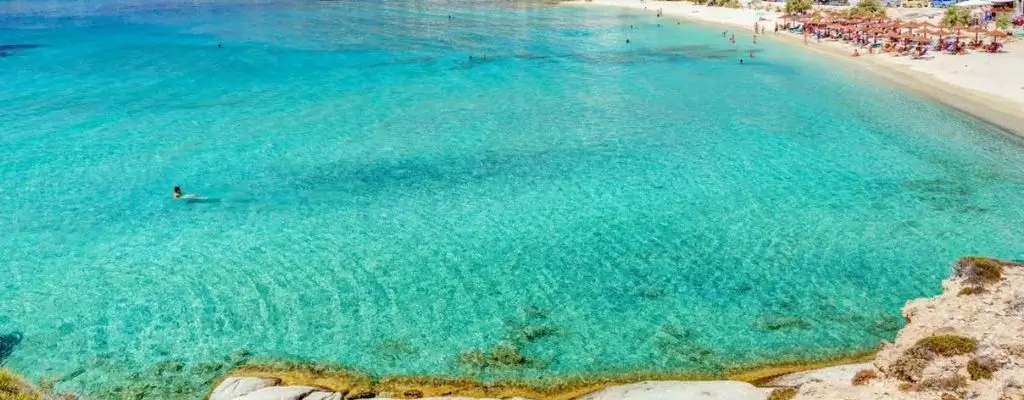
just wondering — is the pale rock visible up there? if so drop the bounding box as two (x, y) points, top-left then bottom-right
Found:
(577, 381), (767, 400)
(233, 386), (318, 400)
(304, 391), (345, 400)
(209, 377), (281, 400)
(763, 363), (875, 387)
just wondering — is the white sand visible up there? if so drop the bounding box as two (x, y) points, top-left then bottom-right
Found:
(565, 0), (1024, 136)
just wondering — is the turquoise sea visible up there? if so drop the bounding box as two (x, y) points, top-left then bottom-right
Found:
(2, 0), (1024, 397)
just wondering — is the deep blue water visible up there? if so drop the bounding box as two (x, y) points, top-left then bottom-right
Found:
(2, 0), (1024, 397)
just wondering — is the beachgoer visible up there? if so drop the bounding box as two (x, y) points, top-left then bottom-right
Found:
(852, 48), (860, 57)
(749, 50), (754, 58)
(217, 43), (222, 49)
(173, 186), (183, 199)
(739, 58), (744, 64)
(626, 39), (631, 43)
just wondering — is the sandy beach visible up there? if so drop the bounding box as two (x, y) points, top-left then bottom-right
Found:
(566, 0), (1024, 137)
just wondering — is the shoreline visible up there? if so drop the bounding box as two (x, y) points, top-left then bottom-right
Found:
(211, 349), (876, 399)
(211, 256), (1024, 399)
(564, 0), (1024, 139)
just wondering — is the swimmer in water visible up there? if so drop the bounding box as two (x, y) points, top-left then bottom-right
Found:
(173, 186), (183, 199)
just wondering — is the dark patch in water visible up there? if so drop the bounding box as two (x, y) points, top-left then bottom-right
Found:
(0, 44), (42, 58)
(375, 338), (420, 365)
(904, 179), (973, 211)
(0, 44), (42, 51)
(86, 349), (252, 400)
(653, 324), (721, 372)
(752, 312), (812, 332)
(0, 332), (23, 364)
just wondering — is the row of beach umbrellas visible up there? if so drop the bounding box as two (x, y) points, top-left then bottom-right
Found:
(781, 10), (1011, 41)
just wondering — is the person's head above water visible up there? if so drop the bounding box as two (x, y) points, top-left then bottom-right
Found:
(173, 186), (182, 198)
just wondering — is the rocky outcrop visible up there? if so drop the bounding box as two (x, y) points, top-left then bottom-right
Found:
(210, 377), (282, 400)
(779, 257), (1024, 400)
(206, 381), (769, 400)
(233, 386), (319, 400)
(213, 257), (1023, 400)
(762, 363), (875, 387)
(577, 381), (769, 400)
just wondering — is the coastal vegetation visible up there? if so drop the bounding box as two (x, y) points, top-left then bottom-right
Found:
(850, 368), (879, 386)
(784, 0), (813, 14)
(889, 334), (978, 382)
(956, 256), (1005, 285)
(691, 0), (743, 8)
(966, 357), (996, 380)
(914, 335), (978, 357)
(940, 6), (972, 28)
(848, 0), (886, 16)
(956, 286), (986, 296)
(766, 387), (797, 400)
(995, 13), (1011, 30)
(0, 369), (38, 400)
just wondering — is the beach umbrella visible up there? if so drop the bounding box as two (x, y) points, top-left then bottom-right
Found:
(987, 30), (1009, 41)
(955, 0), (992, 7)
(965, 25), (986, 41)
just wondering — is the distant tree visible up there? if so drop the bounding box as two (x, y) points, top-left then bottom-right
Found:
(941, 6), (971, 27)
(995, 13), (1011, 30)
(785, 0), (813, 14)
(851, 0), (886, 16)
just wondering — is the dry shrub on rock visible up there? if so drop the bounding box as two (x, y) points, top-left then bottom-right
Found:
(851, 369), (879, 386)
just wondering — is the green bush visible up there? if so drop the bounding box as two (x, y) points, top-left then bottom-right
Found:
(915, 334), (978, 356)
(889, 346), (934, 382)
(917, 375), (967, 391)
(767, 387), (798, 400)
(967, 357), (996, 380)
(969, 259), (1004, 284)
(0, 369), (40, 400)
(957, 286), (986, 296)
(956, 257), (1005, 285)
(784, 0), (813, 14)
(851, 369), (879, 386)
(995, 13), (1011, 30)
(941, 6), (971, 27)
(850, 0), (886, 16)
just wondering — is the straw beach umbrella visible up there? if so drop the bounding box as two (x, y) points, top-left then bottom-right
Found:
(965, 25), (986, 42)
(987, 30), (1009, 43)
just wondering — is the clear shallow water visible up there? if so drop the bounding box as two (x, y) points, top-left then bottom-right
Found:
(2, 0), (1024, 397)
